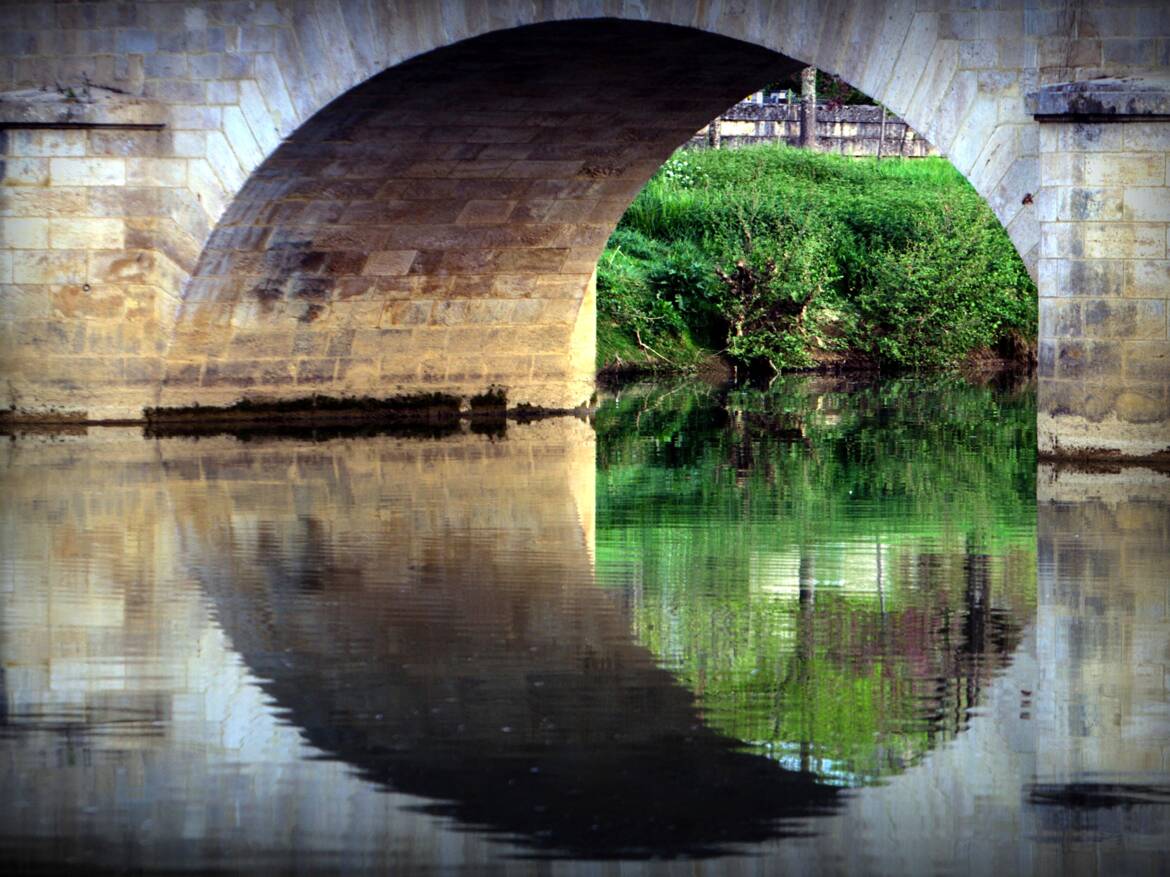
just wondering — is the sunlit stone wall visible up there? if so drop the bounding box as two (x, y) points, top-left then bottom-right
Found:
(0, 1), (1167, 456)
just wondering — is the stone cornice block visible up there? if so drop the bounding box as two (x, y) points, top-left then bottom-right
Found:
(0, 86), (166, 129)
(1027, 76), (1170, 121)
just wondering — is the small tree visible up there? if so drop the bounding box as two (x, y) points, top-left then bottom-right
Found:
(714, 212), (840, 374)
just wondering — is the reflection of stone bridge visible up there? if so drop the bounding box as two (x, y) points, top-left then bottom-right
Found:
(1, 3), (1168, 458)
(0, 420), (843, 862)
(186, 421), (841, 857)
(1, 423), (1168, 870)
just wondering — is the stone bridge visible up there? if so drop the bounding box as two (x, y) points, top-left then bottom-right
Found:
(1, 1), (1168, 458)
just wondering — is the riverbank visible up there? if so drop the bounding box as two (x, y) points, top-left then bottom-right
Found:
(597, 144), (1037, 380)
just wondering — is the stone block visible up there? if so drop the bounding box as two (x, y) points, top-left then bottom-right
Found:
(205, 131), (247, 191)
(50, 283), (127, 320)
(1040, 299), (1082, 337)
(0, 284), (50, 320)
(1, 156), (49, 185)
(1124, 341), (1170, 382)
(1122, 123), (1170, 152)
(1055, 339), (1121, 380)
(294, 358), (336, 385)
(351, 327), (410, 357)
(226, 328), (297, 359)
(12, 250), (86, 284)
(123, 356), (164, 385)
(378, 356), (420, 382)
(172, 131), (207, 157)
(443, 356), (487, 383)
(1083, 223), (1165, 259)
(1082, 299), (1166, 340)
(367, 249), (423, 275)
(9, 129), (87, 157)
(1124, 188), (1170, 223)
(49, 218), (125, 250)
(326, 328), (356, 357)
(1048, 153), (1081, 188)
(1125, 261), (1170, 299)
(456, 200), (516, 224)
(49, 157), (125, 186)
(87, 250), (158, 286)
(1041, 188), (1124, 223)
(126, 158), (187, 187)
(530, 353), (570, 380)
(1084, 154), (1165, 187)
(1114, 386), (1170, 425)
(207, 80), (239, 104)
(0, 217), (48, 249)
(1101, 38), (1155, 66)
(958, 40), (998, 69)
(382, 301), (433, 327)
(222, 105), (264, 170)
(1041, 123), (1125, 153)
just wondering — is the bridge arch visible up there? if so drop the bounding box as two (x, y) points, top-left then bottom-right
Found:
(158, 11), (1036, 412)
(2, 1), (1167, 456)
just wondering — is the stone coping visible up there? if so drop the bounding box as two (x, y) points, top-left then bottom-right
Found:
(1026, 76), (1170, 120)
(0, 86), (165, 128)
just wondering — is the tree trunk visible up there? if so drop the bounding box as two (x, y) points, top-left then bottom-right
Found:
(799, 66), (817, 150)
(877, 105), (888, 160)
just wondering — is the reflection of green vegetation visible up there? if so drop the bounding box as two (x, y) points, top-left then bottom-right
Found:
(595, 377), (1037, 784)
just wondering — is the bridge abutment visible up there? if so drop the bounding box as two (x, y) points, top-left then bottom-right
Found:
(1032, 78), (1170, 461)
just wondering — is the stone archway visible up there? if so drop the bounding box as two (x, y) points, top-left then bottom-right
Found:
(159, 20), (803, 411)
(1, 1), (1167, 457)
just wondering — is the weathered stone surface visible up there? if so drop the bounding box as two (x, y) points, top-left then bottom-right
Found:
(0, 1), (1166, 456)
(1032, 81), (1170, 460)
(0, 86), (165, 127)
(1026, 76), (1170, 119)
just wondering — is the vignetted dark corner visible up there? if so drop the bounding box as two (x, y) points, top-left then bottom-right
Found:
(1, 1), (1168, 874)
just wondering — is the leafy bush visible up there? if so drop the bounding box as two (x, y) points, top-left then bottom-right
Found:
(709, 212), (840, 370)
(598, 144), (1037, 373)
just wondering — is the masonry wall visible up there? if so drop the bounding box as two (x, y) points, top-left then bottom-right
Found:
(0, 1), (1167, 457)
(1034, 102), (1170, 459)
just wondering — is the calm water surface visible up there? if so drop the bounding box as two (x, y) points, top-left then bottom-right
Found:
(1, 378), (1167, 874)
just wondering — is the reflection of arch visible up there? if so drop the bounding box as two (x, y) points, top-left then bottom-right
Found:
(159, 16), (1037, 415)
(184, 429), (841, 858)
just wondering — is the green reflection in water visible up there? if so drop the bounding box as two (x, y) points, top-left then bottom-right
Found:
(595, 377), (1038, 785)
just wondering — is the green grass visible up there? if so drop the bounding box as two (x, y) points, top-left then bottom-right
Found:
(598, 144), (1037, 374)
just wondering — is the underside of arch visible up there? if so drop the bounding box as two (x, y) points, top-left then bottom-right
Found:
(159, 20), (799, 412)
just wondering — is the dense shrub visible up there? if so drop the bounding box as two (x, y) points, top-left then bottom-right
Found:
(597, 144), (1037, 373)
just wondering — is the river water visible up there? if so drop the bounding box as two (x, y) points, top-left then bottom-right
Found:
(1, 378), (1167, 874)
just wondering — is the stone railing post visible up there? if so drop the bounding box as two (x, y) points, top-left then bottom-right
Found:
(800, 66), (817, 150)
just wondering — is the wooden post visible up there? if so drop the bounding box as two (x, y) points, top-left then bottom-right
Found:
(707, 116), (721, 149)
(877, 105), (887, 160)
(799, 66), (817, 150)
